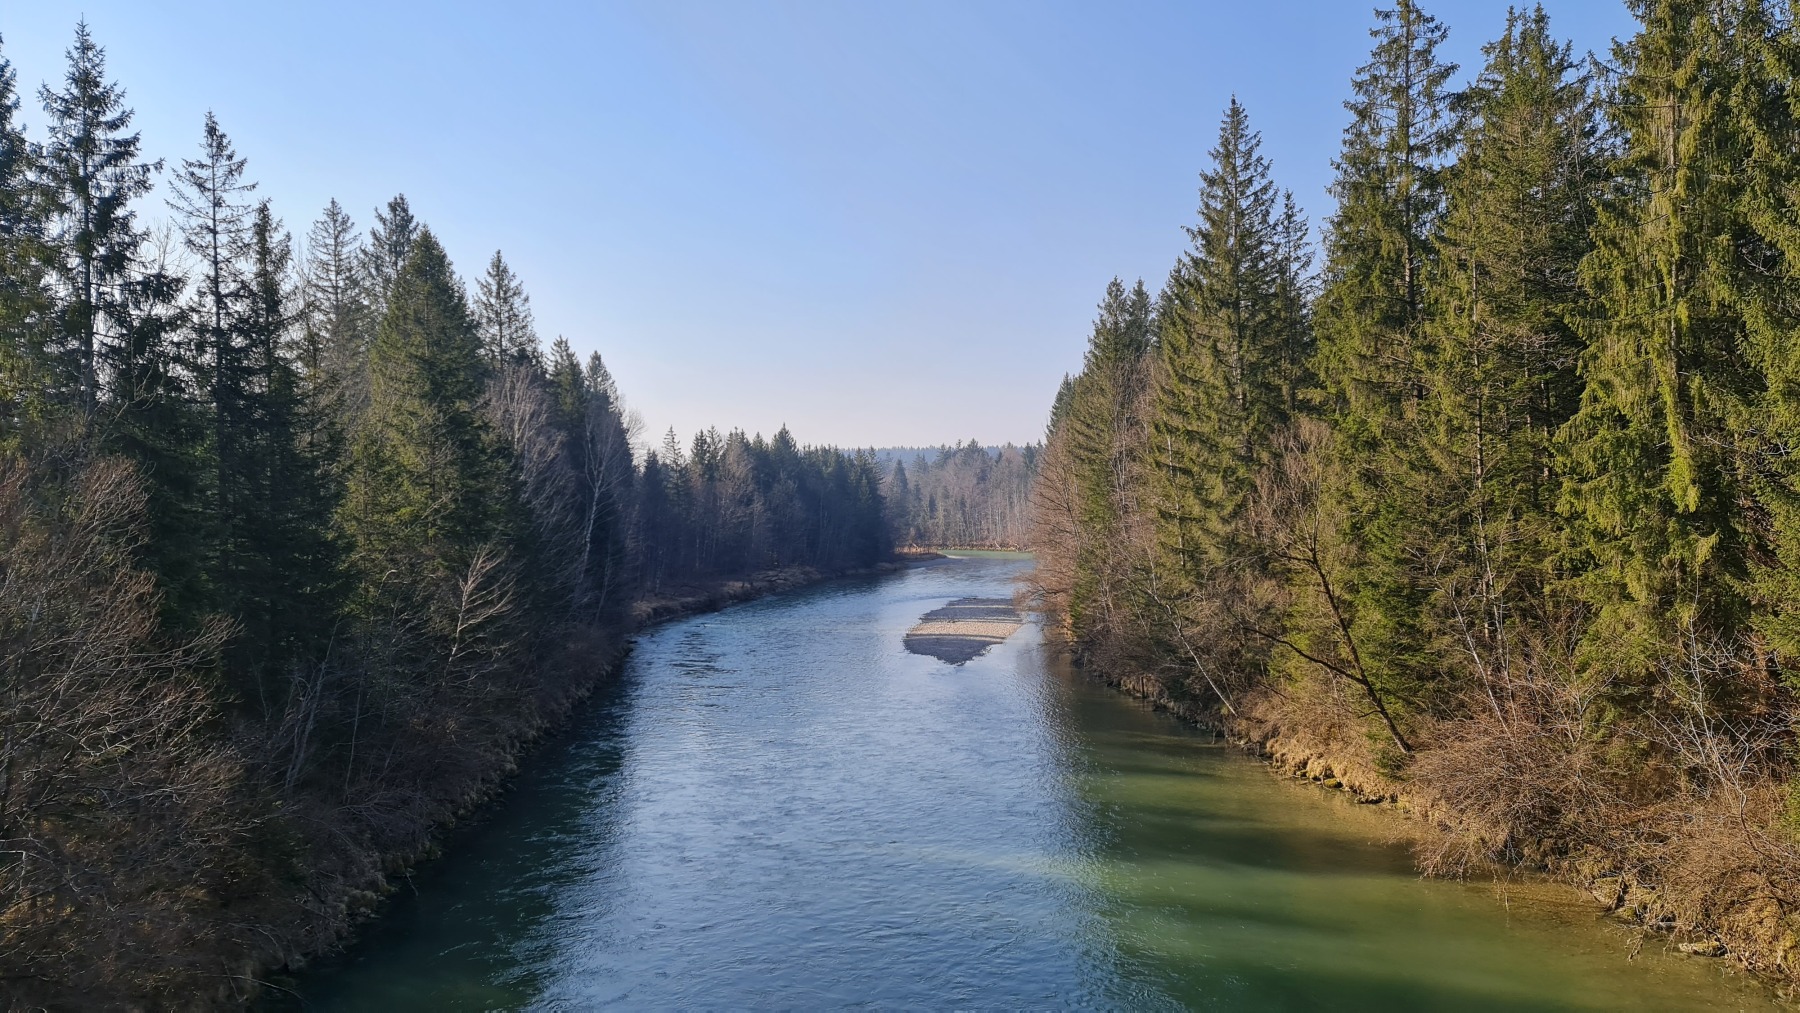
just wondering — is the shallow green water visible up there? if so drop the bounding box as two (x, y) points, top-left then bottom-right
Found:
(291, 556), (1781, 1010)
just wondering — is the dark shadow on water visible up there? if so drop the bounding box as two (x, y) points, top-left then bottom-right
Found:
(265, 668), (644, 1011)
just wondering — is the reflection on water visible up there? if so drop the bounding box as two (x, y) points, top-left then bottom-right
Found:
(292, 556), (1780, 1011)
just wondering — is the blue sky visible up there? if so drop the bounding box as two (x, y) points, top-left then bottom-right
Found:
(5, 2), (1639, 448)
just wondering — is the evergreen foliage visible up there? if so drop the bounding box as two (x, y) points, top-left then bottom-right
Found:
(1057, 278), (1152, 637)
(1029, 11), (1800, 969)
(1740, 3), (1800, 663)
(36, 21), (157, 415)
(1417, 7), (1604, 688)
(1556, 0), (1762, 678)
(474, 250), (538, 368)
(1149, 99), (1306, 580)
(341, 228), (510, 571)
(0, 36), (51, 439)
(0, 27), (893, 1003)
(1034, 0), (1800, 764)
(362, 192), (417, 309)
(299, 198), (372, 424)
(1307, 0), (1461, 713)
(41, 0), (1800, 1002)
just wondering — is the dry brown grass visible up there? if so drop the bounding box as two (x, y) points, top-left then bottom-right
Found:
(1401, 636), (1800, 977)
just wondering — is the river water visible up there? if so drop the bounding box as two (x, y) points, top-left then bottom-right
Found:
(293, 554), (1782, 1011)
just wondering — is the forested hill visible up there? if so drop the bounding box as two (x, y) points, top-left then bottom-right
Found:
(879, 441), (1038, 550)
(0, 25), (887, 1007)
(1034, 0), (1800, 982)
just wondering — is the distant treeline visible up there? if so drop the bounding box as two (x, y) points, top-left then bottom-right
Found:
(637, 427), (888, 590)
(1035, 0), (1800, 978)
(0, 25), (885, 1006)
(882, 440), (1038, 549)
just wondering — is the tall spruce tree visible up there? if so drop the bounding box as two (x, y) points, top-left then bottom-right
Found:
(1737, 2), (1800, 665)
(1271, 192), (1316, 415)
(573, 349), (635, 620)
(37, 21), (159, 415)
(1150, 99), (1304, 579)
(1314, 0), (1457, 417)
(228, 203), (341, 712)
(168, 112), (256, 610)
(1066, 279), (1152, 534)
(0, 35), (51, 439)
(636, 449), (674, 590)
(1060, 278), (1152, 637)
(40, 23), (209, 622)
(362, 193), (418, 310)
(1416, 6), (1603, 690)
(1556, 0), (1760, 679)
(299, 198), (372, 426)
(340, 227), (512, 576)
(474, 250), (538, 368)
(1308, 0), (1459, 712)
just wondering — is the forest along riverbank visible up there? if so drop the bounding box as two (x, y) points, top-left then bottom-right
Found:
(288, 555), (1777, 1011)
(1026, 2), (1800, 992)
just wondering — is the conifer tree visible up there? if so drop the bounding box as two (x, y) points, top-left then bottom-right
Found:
(0, 36), (51, 439)
(1306, 0), (1458, 711)
(37, 21), (159, 415)
(1065, 280), (1151, 532)
(1058, 278), (1152, 636)
(763, 425), (807, 564)
(169, 117), (340, 706)
(1271, 192), (1316, 415)
(0, 36), (26, 254)
(474, 250), (538, 367)
(300, 198), (372, 425)
(340, 227), (511, 576)
(39, 24), (208, 621)
(1736, 2), (1800, 663)
(636, 449), (673, 589)
(362, 193), (418, 309)
(1556, 0), (1760, 675)
(1046, 373), (1075, 439)
(199, 203), (340, 711)
(1416, 6), (1602, 686)
(1315, 0), (1457, 409)
(889, 459), (912, 543)
(168, 112), (256, 603)
(1150, 99), (1304, 578)
(515, 333), (633, 620)
(573, 349), (635, 617)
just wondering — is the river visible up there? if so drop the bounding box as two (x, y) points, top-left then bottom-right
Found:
(291, 554), (1781, 1011)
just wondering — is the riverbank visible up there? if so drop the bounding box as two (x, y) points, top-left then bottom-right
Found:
(249, 559), (920, 1003)
(631, 560), (917, 625)
(898, 543), (1026, 553)
(1067, 649), (1800, 998)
